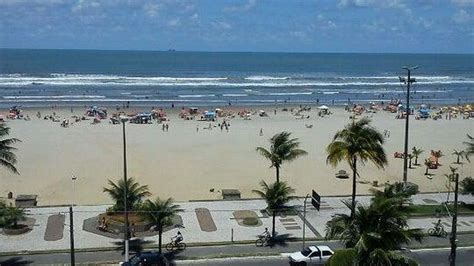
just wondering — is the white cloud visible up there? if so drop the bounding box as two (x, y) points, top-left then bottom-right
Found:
(0, 0), (64, 6)
(338, 0), (406, 9)
(143, 2), (161, 17)
(451, 0), (474, 6)
(224, 0), (257, 12)
(167, 18), (180, 27)
(72, 0), (100, 13)
(453, 9), (472, 24)
(190, 13), (199, 20)
(212, 21), (232, 30)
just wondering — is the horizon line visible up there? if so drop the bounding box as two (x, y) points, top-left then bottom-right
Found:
(1, 47), (473, 56)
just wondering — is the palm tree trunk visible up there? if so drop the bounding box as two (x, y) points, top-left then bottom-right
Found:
(351, 157), (357, 219)
(409, 158), (412, 168)
(457, 155), (460, 164)
(272, 210), (276, 238)
(415, 156), (418, 165)
(276, 166), (280, 183)
(158, 227), (162, 253)
(425, 166), (429, 175)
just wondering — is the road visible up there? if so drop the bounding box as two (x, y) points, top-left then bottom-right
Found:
(177, 248), (474, 265)
(1, 238), (474, 265)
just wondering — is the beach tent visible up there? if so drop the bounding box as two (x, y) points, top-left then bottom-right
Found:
(204, 111), (216, 121)
(318, 105), (329, 110)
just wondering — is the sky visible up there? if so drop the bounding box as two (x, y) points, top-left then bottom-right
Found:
(0, 0), (473, 53)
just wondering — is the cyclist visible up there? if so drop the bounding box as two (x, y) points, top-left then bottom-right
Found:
(260, 228), (271, 240)
(172, 231), (183, 245)
(434, 219), (443, 231)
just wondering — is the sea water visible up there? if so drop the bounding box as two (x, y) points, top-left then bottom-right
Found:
(0, 49), (472, 108)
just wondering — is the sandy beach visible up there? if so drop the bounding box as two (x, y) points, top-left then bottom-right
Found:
(0, 105), (472, 205)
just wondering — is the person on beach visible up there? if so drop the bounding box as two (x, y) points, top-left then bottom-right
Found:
(166, 123), (169, 132)
(196, 125), (199, 132)
(260, 128), (263, 136)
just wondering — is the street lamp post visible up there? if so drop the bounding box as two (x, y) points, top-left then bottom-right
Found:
(449, 173), (459, 266)
(400, 66), (418, 186)
(121, 117), (130, 262)
(70, 175), (77, 266)
(302, 194), (310, 250)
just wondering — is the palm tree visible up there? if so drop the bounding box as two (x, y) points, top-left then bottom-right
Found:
(452, 149), (465, 164)
(253, 180), (295, 238)
(141, 197), (182, 253)
(464, 134), (474, 161)
(0, 200), (6, 227)
(326, 118), (387, 218)
(412, 146), (423, 166)
(0, 125), (20, 174)
(408, 154), (414, 169)
(4, 206), (26, 228)
(256, 132), (307, 183)
(445, 166), (458, 203)
(371, 182), (418, 207)
(460, 177), (474, 195)
(325, 198), (423, 265)
(103, 177), (151, 212)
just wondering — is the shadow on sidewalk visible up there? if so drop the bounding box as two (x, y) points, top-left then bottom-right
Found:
(0, 256), (33, 265)
(112, 238), (155, 255)
(268, 233), (295, 248)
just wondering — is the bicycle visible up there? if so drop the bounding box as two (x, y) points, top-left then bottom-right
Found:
(428, 224), (448, 238)
(165, 238), (187, 251)
(255, 234), (271, 247)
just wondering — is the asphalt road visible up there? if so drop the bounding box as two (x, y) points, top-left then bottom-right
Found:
(1, 238), (474, 265)
(177, 248), (474, 266)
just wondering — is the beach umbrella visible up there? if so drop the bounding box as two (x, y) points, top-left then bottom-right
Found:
(318, 105), (329, 109)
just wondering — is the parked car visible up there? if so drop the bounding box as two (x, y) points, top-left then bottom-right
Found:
(119, 252), (169, 266)
(288, 245), (334, 265)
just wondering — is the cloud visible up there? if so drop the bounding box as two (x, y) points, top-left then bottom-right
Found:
(143, 2), (161, 17)
(338, 0), (406, 9)
(224, 0), (257, 12)
(0, 0), (64, 6)
(72, 0), (100, 13)
(212, 21), (232, 30)
(453, 9), (472, 23)
(190, 13), (199, 20)
(451, 0), (474, 6)
(167, 18), (180, 27)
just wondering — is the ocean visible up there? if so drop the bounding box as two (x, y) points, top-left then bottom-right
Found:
(0, 49), (473, 108)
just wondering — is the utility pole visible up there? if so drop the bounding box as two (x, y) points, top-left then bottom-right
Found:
(449, 173), (459, 266)
(122, 118), (130, 262)
(302, 194), (309, 250)
(69, 206), (75, 266)
(400, 66), (418, 186)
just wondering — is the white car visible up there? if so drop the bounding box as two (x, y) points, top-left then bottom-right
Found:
(288, 245), (334, 265)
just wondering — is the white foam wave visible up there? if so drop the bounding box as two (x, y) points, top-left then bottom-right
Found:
(222, 94), (248, 97)
(0, 74), (472, 87)
(3, 95), (106, 99)
(268, 92), (313, 96)
(245, 76), (289, 81)
(178, 94), (216, 98)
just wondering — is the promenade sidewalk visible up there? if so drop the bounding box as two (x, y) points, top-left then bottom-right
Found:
(1, 192), (473, 254)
